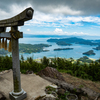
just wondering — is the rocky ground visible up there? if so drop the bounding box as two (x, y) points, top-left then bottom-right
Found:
(37, 67), (100, 100)
(62, 72), (100, 94)
(0, 68), (100, 100)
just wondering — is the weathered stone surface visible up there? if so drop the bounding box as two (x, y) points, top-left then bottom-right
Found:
(57, 88), (66, 95)
(42, 97), (56, 100)
(43, 76), (100, 100)
(0, 92), (6, 100)
(37, 67), (65, 81)
(35, 95), (56, 100)
(81, 96), (89, 100)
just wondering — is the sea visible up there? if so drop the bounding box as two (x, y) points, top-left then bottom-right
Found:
(7, 35), (99, 60)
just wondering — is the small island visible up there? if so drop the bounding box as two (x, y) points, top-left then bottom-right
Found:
(56, 41), (72, 46)
(93, 46), (100, 50)
(54, 48), (73, 51)
(83, 50), (95, 56)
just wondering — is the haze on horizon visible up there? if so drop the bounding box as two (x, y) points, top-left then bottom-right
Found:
(1, 0), (100, 38)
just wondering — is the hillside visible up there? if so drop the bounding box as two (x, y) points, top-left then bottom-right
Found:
(0, 43), (51, 55)
(19, 43), (51, 53)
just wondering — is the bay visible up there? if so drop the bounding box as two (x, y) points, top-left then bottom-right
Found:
(15, 37), (100, 60)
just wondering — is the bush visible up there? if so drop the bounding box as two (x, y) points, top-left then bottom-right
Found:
(0, 55), (100, 81)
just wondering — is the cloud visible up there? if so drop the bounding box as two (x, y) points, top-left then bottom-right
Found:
(38, 5), (82, 15)
(54, 28), (63, 33)
(27, 12), (100, 28)
(1, 0), (100, 37)
(0, 0), (100, 17)
(27, 29), (30, 31)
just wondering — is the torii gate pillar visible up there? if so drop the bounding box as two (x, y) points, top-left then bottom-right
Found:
(9, 26), (27, 100)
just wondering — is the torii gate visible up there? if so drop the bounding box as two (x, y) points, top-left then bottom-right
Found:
(0, 7), (34, 100)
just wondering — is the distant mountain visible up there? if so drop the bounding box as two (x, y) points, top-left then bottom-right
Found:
(47, 37), (100, 45)
(23, 34), (71, 38)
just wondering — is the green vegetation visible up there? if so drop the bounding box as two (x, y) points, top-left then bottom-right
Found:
(77, 56), (93, 63)
(0, 43), (51, 55)
(0, 56), (100, 81)
(45, 86), (56, 94)
(0, 55), (12, 71)
(56, 41), (72, 46)
(19, 43), (51, 53)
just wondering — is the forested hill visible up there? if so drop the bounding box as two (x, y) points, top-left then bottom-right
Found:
(0, 43), (51, 55)
(19, 43), (51, 53)
(47, 37), (100, 45)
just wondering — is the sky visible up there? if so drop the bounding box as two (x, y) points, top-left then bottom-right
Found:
(1, 0), (100, 37)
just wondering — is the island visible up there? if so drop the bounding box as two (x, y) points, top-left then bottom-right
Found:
(83, 50), (95, 56)
(54, 48), (73, 51)
(56, 41), (72, 46)
(47, 37), (99, 46)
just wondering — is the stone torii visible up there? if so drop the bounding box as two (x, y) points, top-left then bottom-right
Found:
(0, 7), (34, 100)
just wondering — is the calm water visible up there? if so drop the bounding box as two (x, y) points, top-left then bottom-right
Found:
(11, 37), (100, 60)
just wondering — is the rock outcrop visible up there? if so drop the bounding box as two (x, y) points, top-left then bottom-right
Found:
(43, 76), (100, 100)
(38, 67), (100, 100)
(37, 67), (65, 82)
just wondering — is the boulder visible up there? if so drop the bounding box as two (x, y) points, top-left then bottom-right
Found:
(37, 67), (65, 81)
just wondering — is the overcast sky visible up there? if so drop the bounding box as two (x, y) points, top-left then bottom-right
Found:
(1, 0), (100, 37)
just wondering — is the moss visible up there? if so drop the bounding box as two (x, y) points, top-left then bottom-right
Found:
(46, 86), (56, 93)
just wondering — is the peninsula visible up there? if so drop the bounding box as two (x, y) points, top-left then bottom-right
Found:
(0, 43), (51, 55)
(93, 46), (100, 50)
(19, 43), (51, 53)
(56, 41), (72, 46)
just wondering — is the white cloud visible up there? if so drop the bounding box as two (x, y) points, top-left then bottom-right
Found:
(27, 10), (100, 28)
(54, 28), (63, 33)
(30, 30), (91, 36)
(27, 29), (30, 31)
